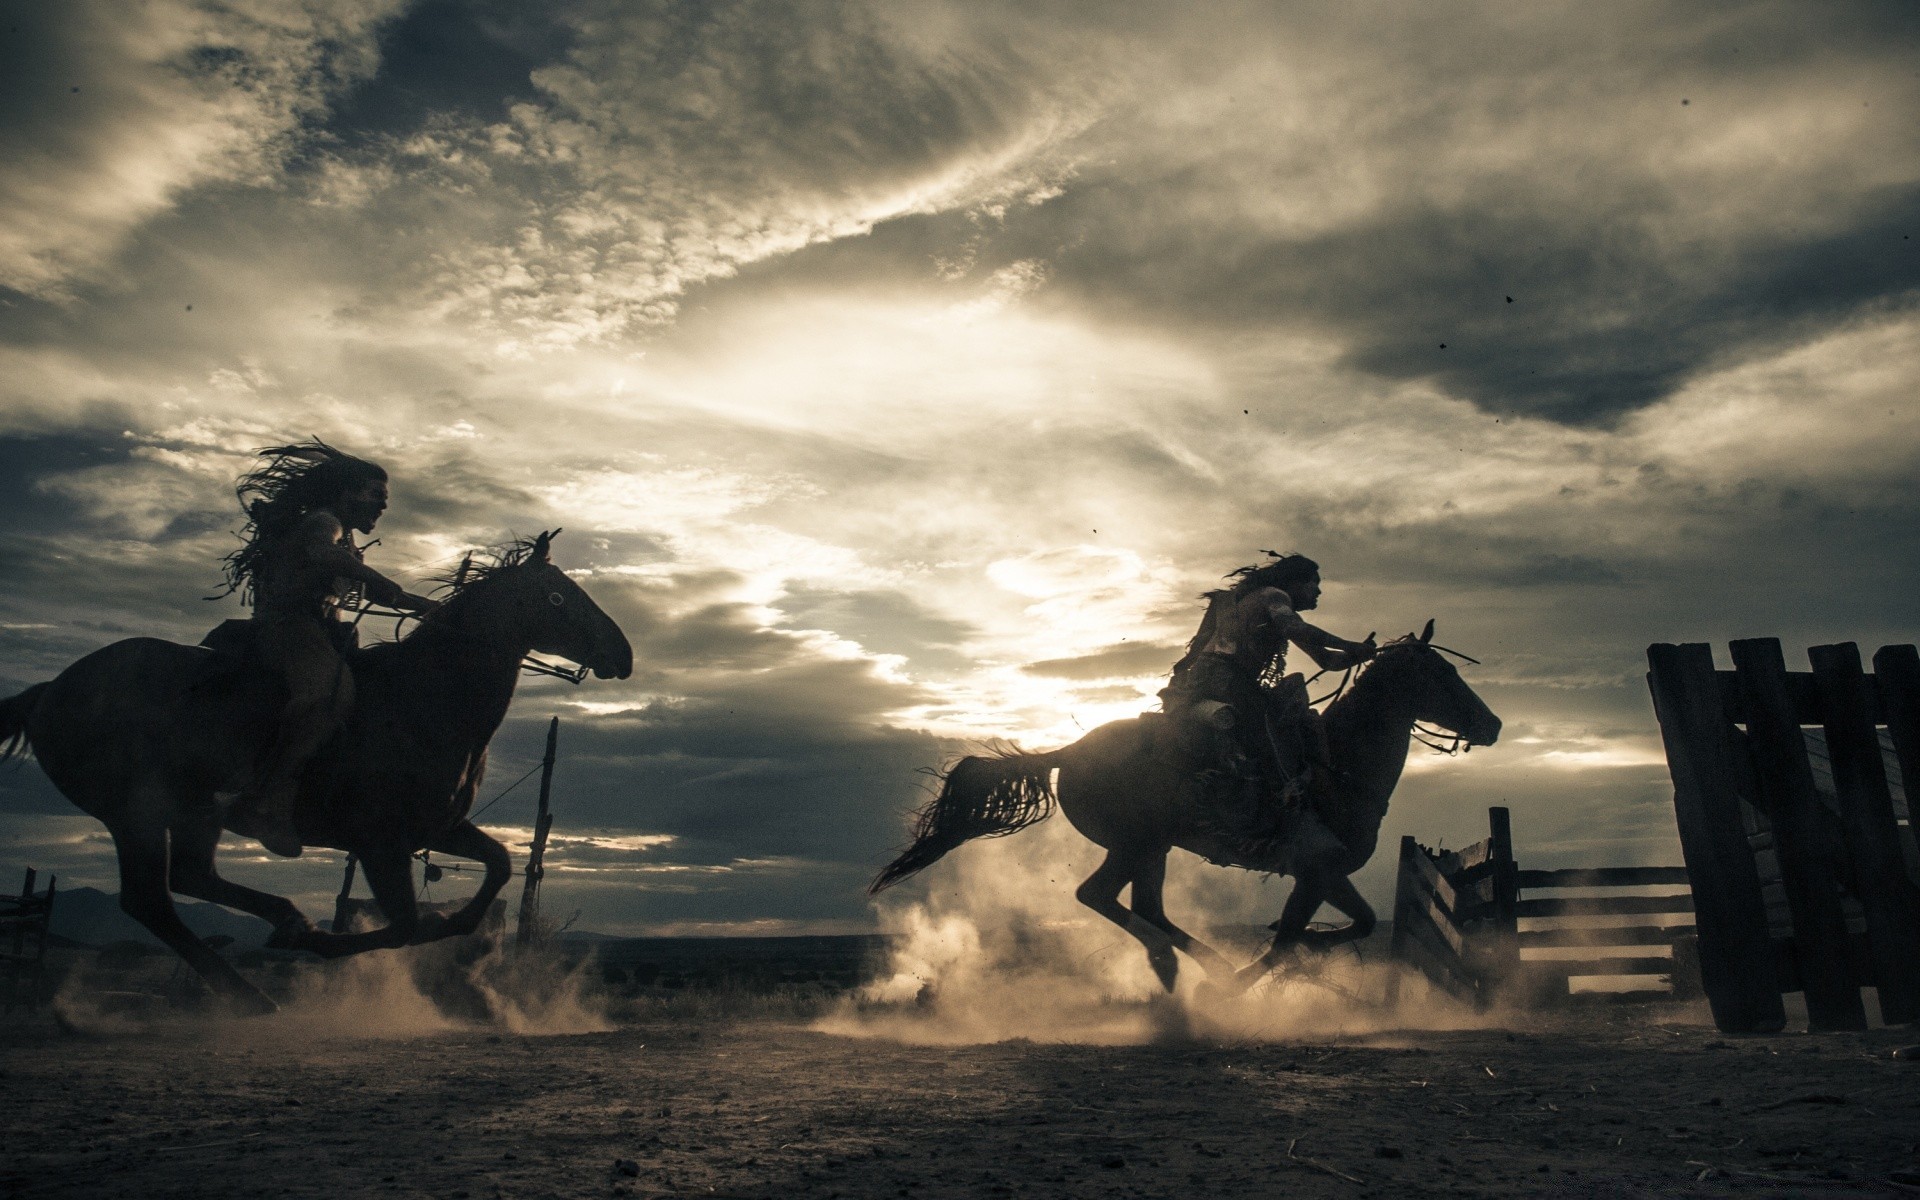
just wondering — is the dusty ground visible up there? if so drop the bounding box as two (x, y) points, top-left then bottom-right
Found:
(3, 996), (1918, 1200)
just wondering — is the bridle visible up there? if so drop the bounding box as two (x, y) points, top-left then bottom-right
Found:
(1310, 639), (1484, 757)
(345, 551), (593, 685)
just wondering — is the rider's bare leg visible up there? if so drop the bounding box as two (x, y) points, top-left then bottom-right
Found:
(240, 625), (352, 858)
(1127, 852), (1233, 980)
(1075, 848), (1181, 991)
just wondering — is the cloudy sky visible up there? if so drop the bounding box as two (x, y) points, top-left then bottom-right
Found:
(2, 0), (1916, 937)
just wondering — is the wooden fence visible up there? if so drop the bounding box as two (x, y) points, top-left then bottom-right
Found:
(1646, 638), (1920, 1033)
(1, 866), (57, 1013)
(1389, 807), (1698, 1008)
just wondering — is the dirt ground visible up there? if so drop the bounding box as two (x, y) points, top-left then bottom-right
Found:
(3, 996), (1918, 1200)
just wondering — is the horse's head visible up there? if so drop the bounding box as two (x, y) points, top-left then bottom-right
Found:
(1366, 620), (1501, 748)
(441, 531), (633, 679)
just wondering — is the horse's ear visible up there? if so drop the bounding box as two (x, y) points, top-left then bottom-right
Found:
(1419, 619), (1435, 644)
(533, 529), (560, 563)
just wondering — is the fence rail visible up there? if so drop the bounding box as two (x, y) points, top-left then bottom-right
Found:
(1389, 807), (1696, 1008)
(2, 866), (57, 1013)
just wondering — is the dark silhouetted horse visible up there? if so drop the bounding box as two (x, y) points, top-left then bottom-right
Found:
(0, 531), (631, 1013)
(872, 623), (1500, 993)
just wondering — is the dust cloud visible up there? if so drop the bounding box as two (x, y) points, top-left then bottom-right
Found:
(820, 818), (1498, 1045)
(51, 932), (611, 1040)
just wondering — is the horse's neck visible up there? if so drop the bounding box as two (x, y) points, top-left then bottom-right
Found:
(1322, 672), (1416, 809)
(386, 601), (526, 744)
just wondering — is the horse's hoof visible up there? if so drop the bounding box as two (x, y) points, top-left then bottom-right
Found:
(266, 916), (313, 951)
(1147, 946), (1179, 993)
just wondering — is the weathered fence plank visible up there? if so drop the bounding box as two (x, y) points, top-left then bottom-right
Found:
(1647, 642), (1786, 1033)
(1729, 638), (1865, 1030)
(1518, 924), (1696, 949)
(1809, 642), (1920, 1024)
(1514, 895), (1695, 918)
(1389, 835), (1481, 1006)
(1872, 645), (1920, 885)
(1514, 867), (1692, 888)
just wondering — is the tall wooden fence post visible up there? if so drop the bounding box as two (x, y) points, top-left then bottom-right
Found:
(1647, 643), (1785, 1033)
(515, 717), (559, 950)
(1873, 644), (1920, 886)
(1727, 638), (1864, 1030)
(1809, 643), (1920, 1024)
(1486, 806), (1521, 999)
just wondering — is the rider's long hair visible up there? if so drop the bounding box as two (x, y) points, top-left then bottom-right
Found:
(215, 440), (386, 602)
(1164, 552), (1320, 683)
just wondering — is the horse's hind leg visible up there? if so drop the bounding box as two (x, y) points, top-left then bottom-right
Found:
(166, 809), (316, 946)
(108, 810), (277, 1015)
(1126, 853), (1233, 981)
(1075, 848), (1180, 991)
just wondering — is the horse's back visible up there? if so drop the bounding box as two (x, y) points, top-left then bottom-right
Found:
(1054, 715), (1192, 849)
(31, 636), (273, 811)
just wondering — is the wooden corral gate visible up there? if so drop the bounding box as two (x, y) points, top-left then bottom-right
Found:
(1647, 638), (1920, 1034)
(1389, 807), (1698, 1008)
(1, 866), (57, 1013)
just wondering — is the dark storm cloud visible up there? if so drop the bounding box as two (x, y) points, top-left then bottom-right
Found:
(1023, 640), (1175, 680)
(321, 0), (565, 141)
(776, 585), (976, 670)
(924, 1), (1920, 425)
(0, 0), (395, 296)
(0, 430), (137, 529)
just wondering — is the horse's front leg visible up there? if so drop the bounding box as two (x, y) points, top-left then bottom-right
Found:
(411, 820), (512, 944)
(280, 846), (420, 959)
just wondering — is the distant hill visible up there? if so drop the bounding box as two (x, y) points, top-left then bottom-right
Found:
(48, 887), (276, 949)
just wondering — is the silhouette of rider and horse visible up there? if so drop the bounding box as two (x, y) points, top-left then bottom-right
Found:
(0, 442), (632, 1014)
(0, 442), (1498, 1013)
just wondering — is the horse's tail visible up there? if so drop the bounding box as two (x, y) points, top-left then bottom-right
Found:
(0, 683), (48, 764)
(870, 748), (1062, 893)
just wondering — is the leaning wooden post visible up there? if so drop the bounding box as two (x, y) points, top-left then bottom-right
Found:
(1647, 643), (1785, 1033)
(515, 717), (560, 949)
(332, 854), (358, 934)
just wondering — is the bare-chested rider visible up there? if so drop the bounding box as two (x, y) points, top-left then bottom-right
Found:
(217, 441), (437, 857)
(1161, 553), (1374, 796)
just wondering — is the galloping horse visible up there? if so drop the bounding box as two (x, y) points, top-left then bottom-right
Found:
(871, 623), (1500, 992)
(0, 530), (631, 1014)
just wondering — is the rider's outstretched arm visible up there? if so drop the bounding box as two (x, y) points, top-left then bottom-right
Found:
(1266, 596), (1376, 670)
(294, 512), (438, 612)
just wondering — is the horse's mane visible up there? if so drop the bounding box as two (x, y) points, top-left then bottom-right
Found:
(1322, 631), (1433, 712)
(427, 535), (548, 600)
(346, 536), (547, 660)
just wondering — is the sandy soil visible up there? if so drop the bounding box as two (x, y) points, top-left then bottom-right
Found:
(3, 998), (1918, 1200)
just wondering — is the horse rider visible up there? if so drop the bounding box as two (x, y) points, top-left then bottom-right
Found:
(215, 441), (438, 857)
(1160, 553), (1375, 804)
